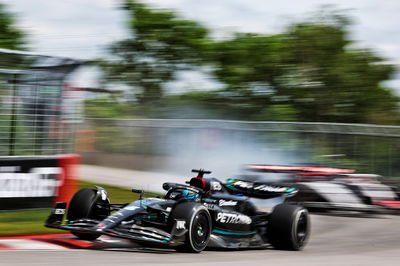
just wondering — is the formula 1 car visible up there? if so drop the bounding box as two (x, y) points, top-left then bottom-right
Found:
(245, 164), (400, 213)
(45, 169), (310, 253)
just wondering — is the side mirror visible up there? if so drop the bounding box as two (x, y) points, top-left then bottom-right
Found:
(132, 188), (144, 194)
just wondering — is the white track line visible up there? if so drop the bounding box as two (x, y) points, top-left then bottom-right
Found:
(0, 239), (68, 250)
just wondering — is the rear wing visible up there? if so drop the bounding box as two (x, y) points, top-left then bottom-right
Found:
(245, 164), (355, 174)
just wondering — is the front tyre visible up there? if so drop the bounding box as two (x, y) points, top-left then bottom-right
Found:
(67, 188), (109, 241)
(169, 202), (211, 253)
(267, 204), (310, 250)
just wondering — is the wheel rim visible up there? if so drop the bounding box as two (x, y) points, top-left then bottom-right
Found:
(197, 224), (204, 237)
(192, 213), (210, 249)
(295, 211), (308, 247)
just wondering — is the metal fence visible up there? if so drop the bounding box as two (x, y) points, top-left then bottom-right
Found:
(84, 118), (400, 136)
(83, 118), (400, 177)
(0, 49), (83, 156)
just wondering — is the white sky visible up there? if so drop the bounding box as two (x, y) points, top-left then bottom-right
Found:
(1, 0), (399, 91)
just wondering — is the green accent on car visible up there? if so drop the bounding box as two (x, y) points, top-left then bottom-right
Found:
(204, 198), (217, 203)
(212, 229), (256, 236)
(135, 215), (157, 221)
(225, 184), (236, 190)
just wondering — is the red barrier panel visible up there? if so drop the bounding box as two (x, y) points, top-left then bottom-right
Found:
(57, 154), (79, 204)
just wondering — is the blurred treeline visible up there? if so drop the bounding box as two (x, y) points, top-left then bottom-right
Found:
(90, 0), (399, 125)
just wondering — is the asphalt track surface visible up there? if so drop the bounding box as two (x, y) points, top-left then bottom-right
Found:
(1, 166), (399, 265)
(1, 214), (399, 265)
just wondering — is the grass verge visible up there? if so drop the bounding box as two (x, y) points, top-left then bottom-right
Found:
(0, 180), (141, 237)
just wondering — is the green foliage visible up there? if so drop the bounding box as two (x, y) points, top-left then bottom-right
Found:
(102, 0), (209, 104)
(85, 96), (133, 119)
(209, 33), (287, 93)
(0, 3), (26, 68)
(127, 0), (208, 62)
(0, 3), (25, 50)
(100, 2), (399, 125)
(206, 11), (398, 123)
(256, 104), (299, 121)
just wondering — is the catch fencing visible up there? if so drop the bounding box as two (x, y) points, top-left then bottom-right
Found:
(0, 49), (83, 156)
(81, 118), (400, 177)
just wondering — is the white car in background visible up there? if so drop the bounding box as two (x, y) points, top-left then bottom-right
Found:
(244, 165), (400, 213)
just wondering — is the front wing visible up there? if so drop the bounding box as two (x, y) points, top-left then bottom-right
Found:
(45, 202), (186, 247)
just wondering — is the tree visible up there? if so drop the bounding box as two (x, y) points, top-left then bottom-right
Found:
(103, 0), (209, 105)
(281, 16), (397, 123)
(0, 3), (26, 68)
(206, 11), (398, 123)
(101, 3), (398, 124)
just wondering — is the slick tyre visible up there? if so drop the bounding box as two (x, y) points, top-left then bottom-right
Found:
(67, 188), (107, 241)
(267, 204), (310, 250)
(170, 202), (212, 253)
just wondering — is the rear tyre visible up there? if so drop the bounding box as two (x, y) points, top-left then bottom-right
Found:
(267, 204), (310, 250)
(67, 188), (109, 241)
(169, 202), (211, 253)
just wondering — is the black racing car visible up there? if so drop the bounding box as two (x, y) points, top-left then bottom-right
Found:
(244, 164), (400, 213)
(45, 169), (310, 253)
